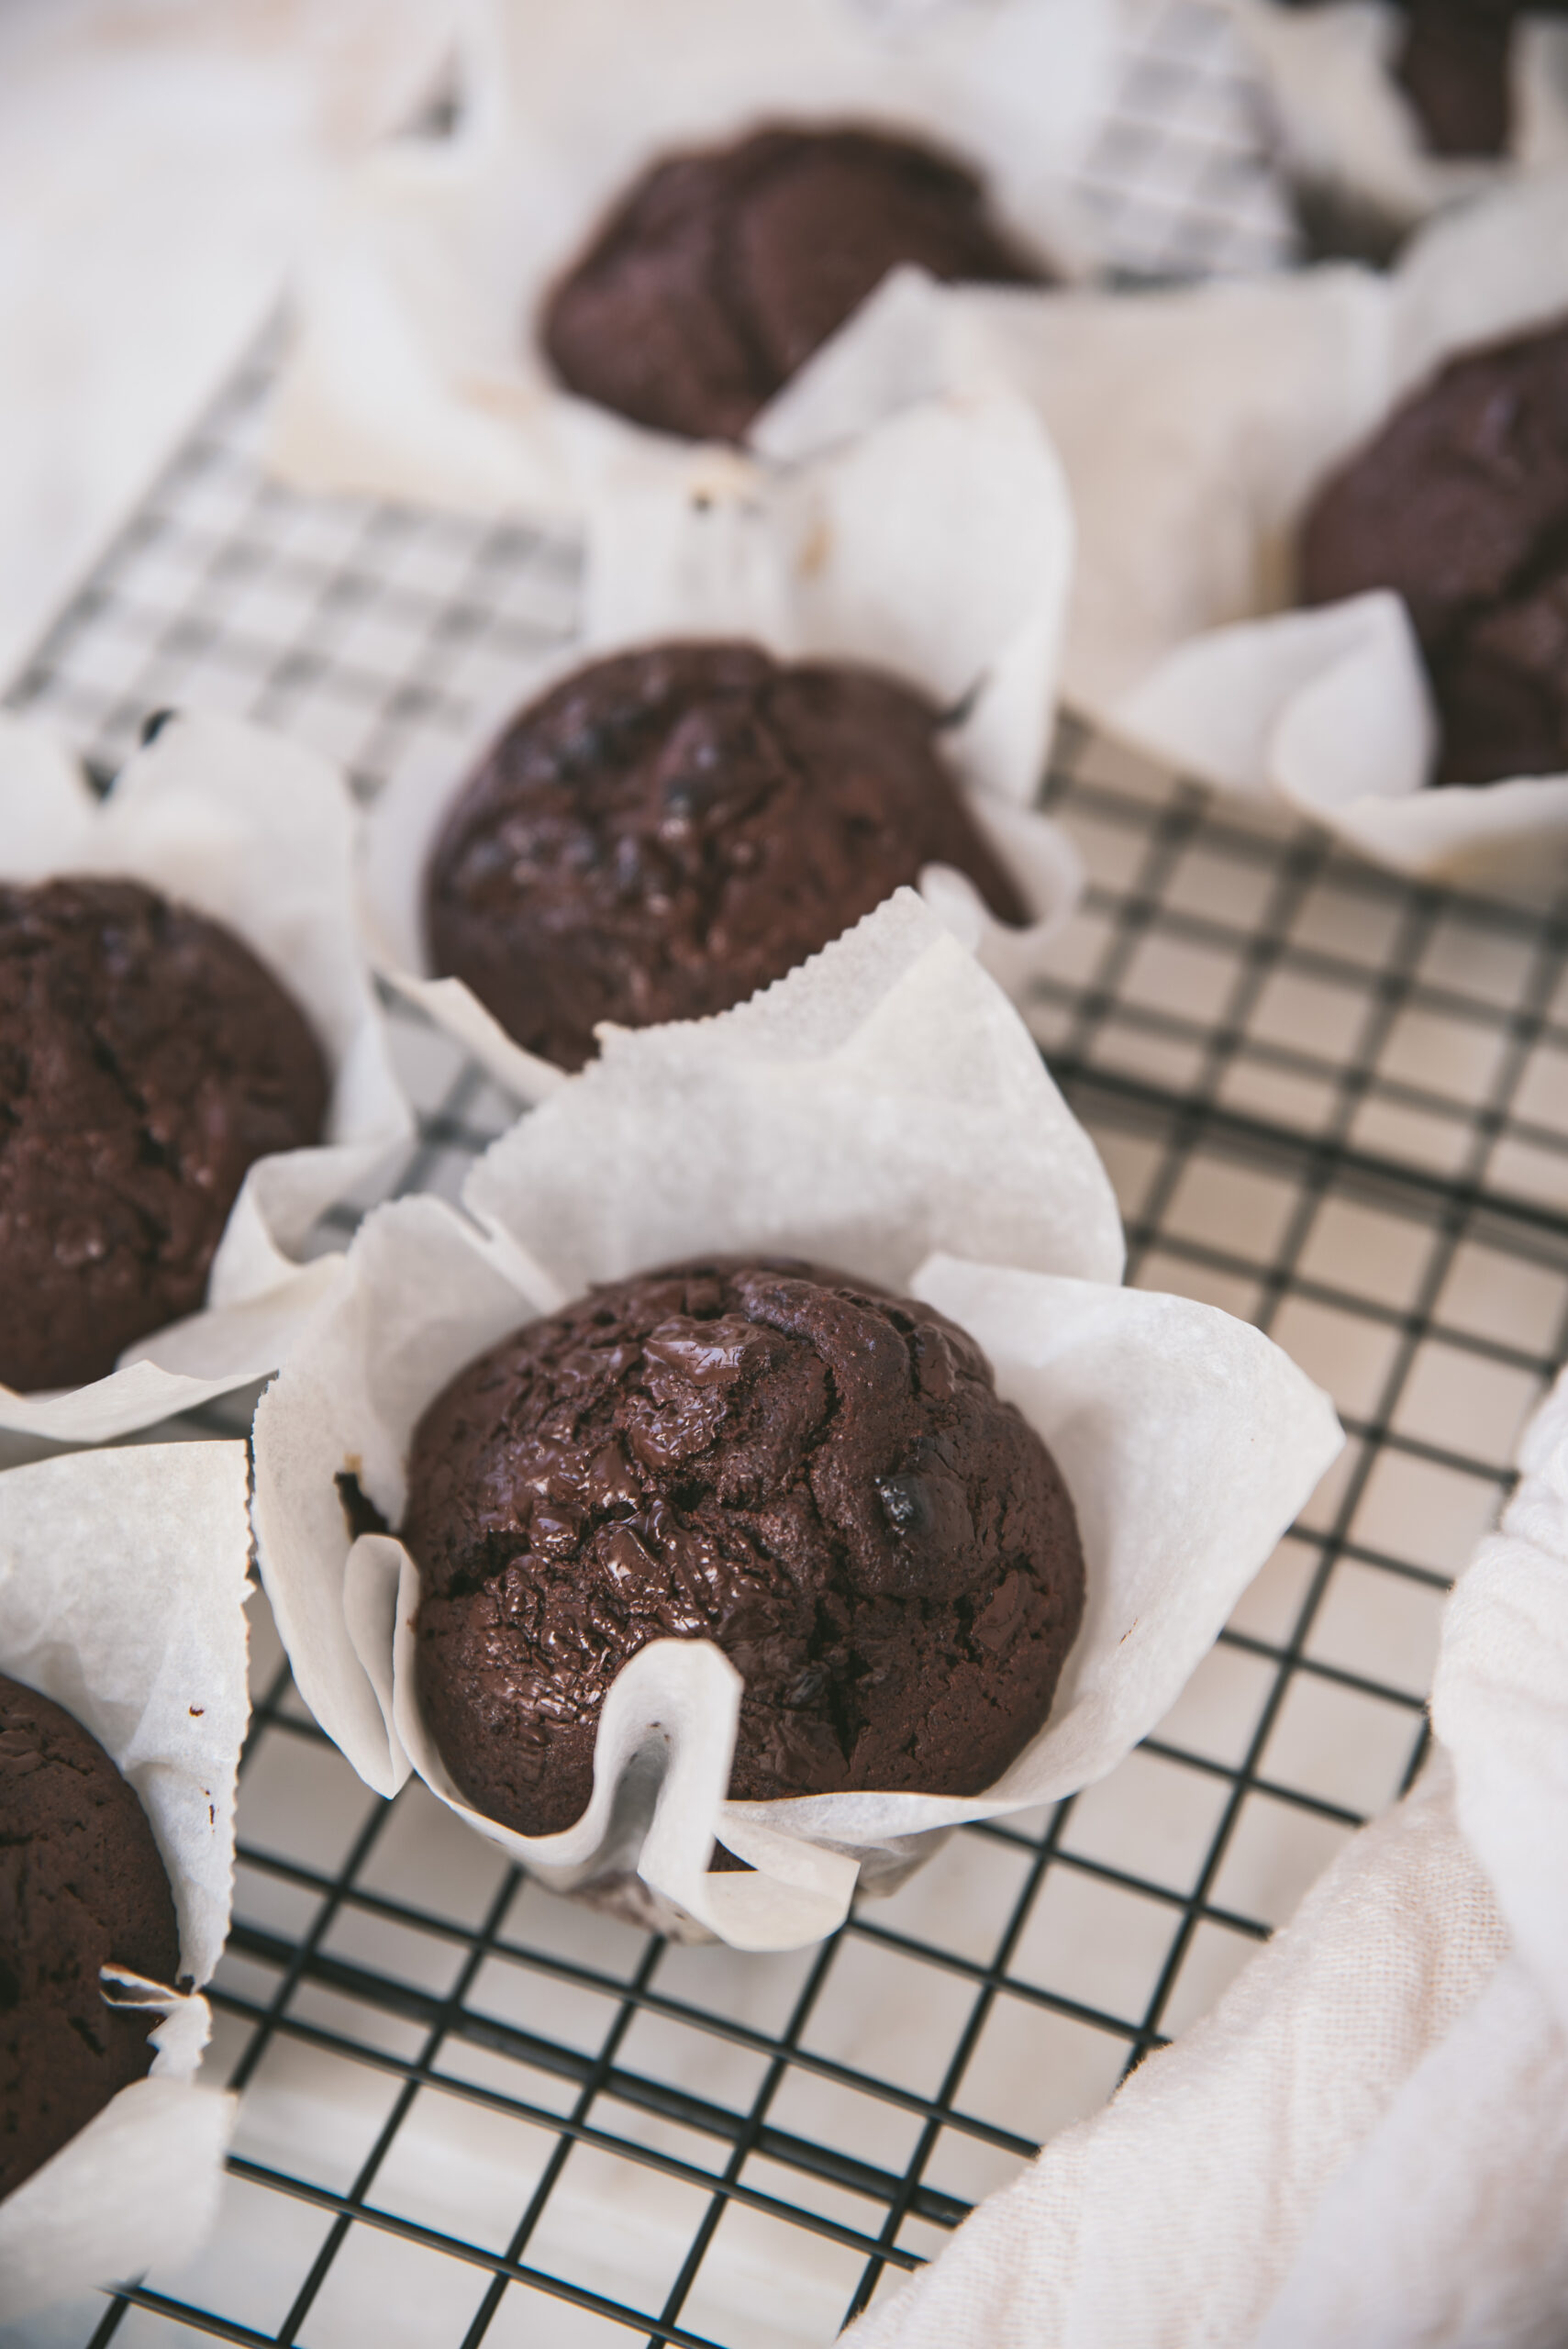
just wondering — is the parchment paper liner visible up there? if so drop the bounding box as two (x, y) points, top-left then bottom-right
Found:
(1231, 0), (1568, 240)
(0, 1441), (250, 2320)
(362, 384), (1084, 1105)
(0, 709), (413, 1442)
(753, 173), (1568, 895)
(266, 0), (1115, 523)
(253, 892), (1341, 1952)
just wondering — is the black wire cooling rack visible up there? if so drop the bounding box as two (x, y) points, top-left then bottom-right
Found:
(5, 4), (1567, 2341)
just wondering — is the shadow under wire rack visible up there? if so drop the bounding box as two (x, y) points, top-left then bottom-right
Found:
(5, 2), (1566, 2342)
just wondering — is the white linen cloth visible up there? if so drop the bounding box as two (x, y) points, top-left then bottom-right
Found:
(845, 1361), (1568, 2348)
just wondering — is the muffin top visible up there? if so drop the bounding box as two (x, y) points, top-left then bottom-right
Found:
(1299, 316), (1568, 785)
(408, 1257), (1084, 1839)
(0, 1671), (182, 2201)
(0, 874), (329, 1391)
(541, 122), (1048, 442)
(426, 641), (1029, 1072)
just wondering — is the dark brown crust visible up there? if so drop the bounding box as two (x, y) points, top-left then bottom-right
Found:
(0, 1672), (181, 2201)
(426, 641), (1030, 1072)
(408, 1257), (1084, 1839)
(541, 123), (1049, 443)
(0, 875), (330, 1390)
(1299, 316), (1568, 785)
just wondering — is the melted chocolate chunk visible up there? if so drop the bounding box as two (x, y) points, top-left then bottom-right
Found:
(541, 123), (1049, 443)
(0, 875), (329, 1390)
(0, 1673), (181, 2200)
(426, 641), (1029, 1073)
(1300, 316), (1568, 785)
(407, 1258), (1084, 1838)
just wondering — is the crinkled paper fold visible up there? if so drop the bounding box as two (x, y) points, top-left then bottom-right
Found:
(268, 0), (1114, 521)
(0, 708), (412, 1442)
(0, 1442), (250, 2320)
(254, 893), (1341, 1951)
(753, 173), (1568, 895)
(362, 385), (1083, 1104)
(1231, 0), (1568, 239)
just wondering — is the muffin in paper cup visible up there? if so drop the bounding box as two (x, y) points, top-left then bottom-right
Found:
(754, 172), (1568, 896)
(252, 892), (1341, 1952)
(0, 708), (413, 1444)
(266, 0), (1114, 522)
(361, 383), (1083, 1104)
(1231, 0), (1568, 247)
(0, 1440), (250, 2321)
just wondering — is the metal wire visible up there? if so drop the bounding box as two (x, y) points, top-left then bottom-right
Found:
(6, 6), (1567, 2340)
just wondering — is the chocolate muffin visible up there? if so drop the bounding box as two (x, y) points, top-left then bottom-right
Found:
(408, 1257), (1085, 1840)
(541, 124), (1049, 443)
(1299, 316), (1568, 785)
(0, 1672), (182, 2201)
(0, 875), (330, 1391)
(426, 641), (1030, 1072)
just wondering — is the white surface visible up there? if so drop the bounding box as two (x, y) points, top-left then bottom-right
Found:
(0, 1442), (251, 2321)
(0, 707), (412, 1441)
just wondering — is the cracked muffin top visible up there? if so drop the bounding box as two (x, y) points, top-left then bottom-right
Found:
(425, 641), (1029, 1073)
(407, 1257), (1085, 1839)
(0, 875), (329, 1389)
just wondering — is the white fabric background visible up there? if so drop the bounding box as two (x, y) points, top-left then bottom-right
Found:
(846, 1364), (1568, 2348)
(0, 0), (455, 687)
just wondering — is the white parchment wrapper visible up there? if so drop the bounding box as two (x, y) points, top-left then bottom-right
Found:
(253, 892), (1342, 1951)
(0, 709), (413, 1443)
(755, 173), (1568, 894)
(363, 384), (1083, 1105)
(1232, 0), (1568, 239)
(0, 1442), (250, 2321)
(267, 0), (1115, 522)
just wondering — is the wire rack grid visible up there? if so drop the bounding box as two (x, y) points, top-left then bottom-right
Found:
(5, 6), (1567, 2343)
